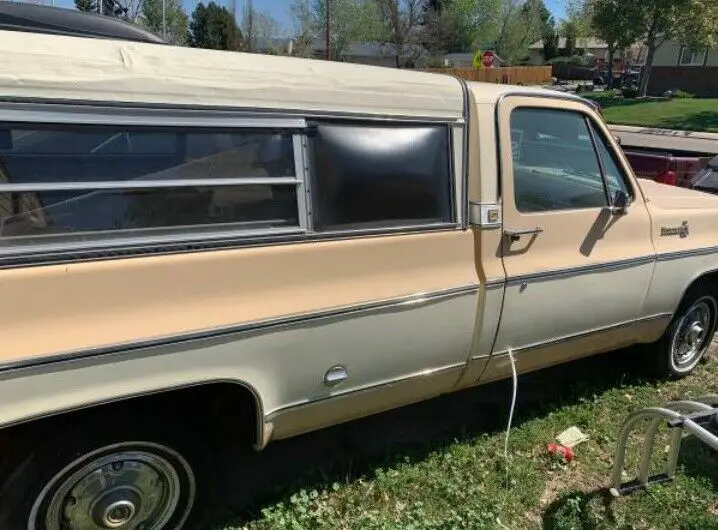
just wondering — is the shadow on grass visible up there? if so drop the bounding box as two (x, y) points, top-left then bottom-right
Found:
(205, 349), (666, 528)
(541, 416), (718, 530)
(542, 489), (618, 530)
(679, 435), (718, 491)
(657, 111), (718, 133)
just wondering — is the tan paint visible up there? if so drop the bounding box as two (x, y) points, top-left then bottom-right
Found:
(268, 364), (465, 440)
(1, 69), (718, 455)
(641, 179), (718, 316)
(479, 315), (671, 384)
(0, 230), (478, 364)
(0, 288), (478, 446)
(492, 96), (656, 364)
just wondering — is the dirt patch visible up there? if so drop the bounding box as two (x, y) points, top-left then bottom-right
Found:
(523, 468), (607, 524)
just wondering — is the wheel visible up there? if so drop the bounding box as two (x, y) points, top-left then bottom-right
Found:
(654, 284), (718, 378)
(0, 418), (204, 530)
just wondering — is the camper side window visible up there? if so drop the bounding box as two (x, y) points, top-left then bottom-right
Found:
(308, 122), (453, 230)
(0, 124), (302, 250)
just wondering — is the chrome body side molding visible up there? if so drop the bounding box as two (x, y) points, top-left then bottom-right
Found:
(0, 283), (481, 374)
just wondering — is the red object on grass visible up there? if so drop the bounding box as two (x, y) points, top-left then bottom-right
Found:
(547, 442), (575, 462)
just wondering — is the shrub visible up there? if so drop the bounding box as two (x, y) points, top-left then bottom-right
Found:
(621, 86), (639, 98)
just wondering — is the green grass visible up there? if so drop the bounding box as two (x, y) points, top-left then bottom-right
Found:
(208, 348), (718, 530)
(584, 94), (718, 133)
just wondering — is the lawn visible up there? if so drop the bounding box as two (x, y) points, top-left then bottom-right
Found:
(585, 94), (718, 133)
(206, 345), (718, 530)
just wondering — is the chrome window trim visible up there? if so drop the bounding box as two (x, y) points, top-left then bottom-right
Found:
(0, 178), (301, 192)
(292, 133), (309, 232)
(0, 283), (481, 375)
(0, 104), (308, 129)
(0, 99), (465, 125)
(457, 77), (471, 230)
(0, 224), (461, 269)
(0, 226), (308, 262)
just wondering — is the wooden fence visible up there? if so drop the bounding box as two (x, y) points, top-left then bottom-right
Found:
(423, 66), (552, 86)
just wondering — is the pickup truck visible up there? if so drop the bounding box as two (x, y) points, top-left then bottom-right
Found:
(1, 28), (718, 529)
(622, 148), (712, 187)
(690, 154), (718, 194)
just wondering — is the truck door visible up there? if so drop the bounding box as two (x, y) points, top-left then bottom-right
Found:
(490, 95), (656, 374)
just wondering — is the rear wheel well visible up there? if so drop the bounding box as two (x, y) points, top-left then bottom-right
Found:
(0, 382), (260, 474)
(680, 271), (718, 308)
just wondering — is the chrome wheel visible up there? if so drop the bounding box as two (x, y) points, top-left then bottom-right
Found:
(670, 296), (716, 372)
(29, 442), (195, 530)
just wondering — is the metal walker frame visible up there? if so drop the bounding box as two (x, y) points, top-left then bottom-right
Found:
(609, 394), (718, 496)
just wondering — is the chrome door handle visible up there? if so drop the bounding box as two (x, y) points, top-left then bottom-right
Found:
(504, 227), (543, 241)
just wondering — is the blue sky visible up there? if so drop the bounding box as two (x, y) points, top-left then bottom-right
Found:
(53, 0), (567, 37)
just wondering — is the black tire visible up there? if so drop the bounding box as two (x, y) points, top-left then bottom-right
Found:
(0, 409), (211, 530)
(652, 283), (718, 379)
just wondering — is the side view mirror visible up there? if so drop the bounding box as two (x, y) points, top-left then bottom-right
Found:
(610, 189), (630, 215)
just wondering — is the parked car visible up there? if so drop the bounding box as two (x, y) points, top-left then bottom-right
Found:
(622, 148), (712, 187)
(2, 23), (718, 530)
(689, 155), (718, 194)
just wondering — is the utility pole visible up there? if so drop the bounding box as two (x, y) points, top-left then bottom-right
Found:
(245, 0), (253, 52)
(162, 0), (166, 41)
(324, 0), (330, 60)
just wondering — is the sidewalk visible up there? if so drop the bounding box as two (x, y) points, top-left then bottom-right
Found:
(608, 124), (718, 155)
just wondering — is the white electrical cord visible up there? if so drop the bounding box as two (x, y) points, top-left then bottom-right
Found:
(503, 348), (518, 460)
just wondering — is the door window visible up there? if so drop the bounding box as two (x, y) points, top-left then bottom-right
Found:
(509, 108), (611, 213)
(587, 121), (631, 198)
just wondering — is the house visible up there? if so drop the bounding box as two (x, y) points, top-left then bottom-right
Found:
(309, 39), (427, 67)
(528, 37), (611, 65)
(253, 37), (296, 55)
(643, 40), (718, 97)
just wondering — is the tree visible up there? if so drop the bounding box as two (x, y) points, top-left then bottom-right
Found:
(421, 0), (500, 56)
(564, 0), (592, 39)
(561, 20), (578, 56)
(188, 2), (242, 51)
(590, 0), (641, 87)
(242, 4), (282, 53)
(75, 0), (94, 12)
(289, 0), (316, 56)
(626, 0), (718, 96)
(75, 0), (133, 18)
(541, 23), (558, 61)
(495, 0), (551, 64)
(291, 0), (385, 61)
(375, 0), (426, 67)
(140, 0), (189, 45)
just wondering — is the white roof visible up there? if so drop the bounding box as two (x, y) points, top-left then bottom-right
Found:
(0, 30), (464, 120)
